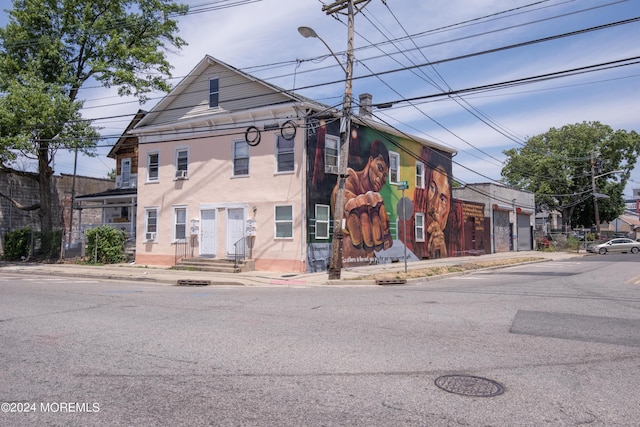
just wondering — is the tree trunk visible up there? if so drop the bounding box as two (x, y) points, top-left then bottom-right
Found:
(562, 205), (576, 233)
(37, 138), (54, 236)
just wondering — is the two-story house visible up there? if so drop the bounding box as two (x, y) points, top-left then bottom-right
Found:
(73, 110), (145, 248)
(131, 55), (489, 272)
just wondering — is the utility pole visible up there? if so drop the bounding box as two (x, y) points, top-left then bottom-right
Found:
(69, 144), (78, 247)
(325, 0), (356, 280)
(591, 151), (601, 240)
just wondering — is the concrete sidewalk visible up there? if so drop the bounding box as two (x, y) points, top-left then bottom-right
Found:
(0, 250), (586, 287)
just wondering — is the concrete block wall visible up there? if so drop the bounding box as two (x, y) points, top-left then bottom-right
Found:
(0, 173), (113, 252)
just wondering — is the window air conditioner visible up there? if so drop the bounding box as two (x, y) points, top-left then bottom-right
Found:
(145, 232), (156, 241)
(175, 170), (188, 179)
(325, 165), (339, 175)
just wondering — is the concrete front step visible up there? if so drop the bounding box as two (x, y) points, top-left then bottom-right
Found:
(173, 265), (241, 273)
(173, 258), (255, 273)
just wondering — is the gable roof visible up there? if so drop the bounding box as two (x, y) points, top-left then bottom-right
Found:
(107, 109), (147, 159)
(615, 213), (640, 227)
(133, 55), (456, 155)
(135, 55), (323, 129)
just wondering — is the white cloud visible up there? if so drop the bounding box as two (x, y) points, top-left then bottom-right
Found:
(20, 0), (635, 186)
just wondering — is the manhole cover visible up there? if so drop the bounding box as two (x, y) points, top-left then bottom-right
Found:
(434, 375), (504, 397)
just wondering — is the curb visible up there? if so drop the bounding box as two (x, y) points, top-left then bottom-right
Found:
(0, 253), (583, 287)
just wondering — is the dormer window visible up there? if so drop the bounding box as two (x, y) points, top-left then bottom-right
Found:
(209, 78), (219, 108)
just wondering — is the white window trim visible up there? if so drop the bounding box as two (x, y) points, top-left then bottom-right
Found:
(232, 139), (250, 177)
(275, 134), (295, 174)
(147, 151), (159, 183)
(209, 77), (219, 109)
(144, 207), (158, 242)
(315, 204), (330, 240)
(416, 161), (425, 189)
(324, 134), (340, 175)
(174, 147), (189, 180)
(389, 151), (400, 184)
(415, 212), (425, 243)
(121, 158), (131, 187)
(274, 205), (294, 239)
(173, 206), (188, 242)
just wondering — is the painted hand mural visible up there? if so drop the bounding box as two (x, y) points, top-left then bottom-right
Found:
(307, 120), (481, 272)
(331, 140), (393, 263)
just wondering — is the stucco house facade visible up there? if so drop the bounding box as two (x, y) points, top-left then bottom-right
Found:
(131, 55), (495, 272)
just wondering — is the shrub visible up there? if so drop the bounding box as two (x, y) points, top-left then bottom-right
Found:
(85, 226), (126, 264)
(3, 227), (32, 261)
(567, 236), (580, 251)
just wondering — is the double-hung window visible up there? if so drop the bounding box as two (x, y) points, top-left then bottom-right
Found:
(175, 148), (188, 179)
(315, 204), (330, 239)
(147, 152), (159, 182)
(389, 151), (400, 184)
(276, 135), (294, 172)
(275, 205), (293, 239)
(415, 212), (425, 242)
(174, 207), (187, 241)
(144, 208), (158, 241)
(233, 140), (249, 176)
(416, 161), (425, 189)
(121, 158), (131, 187)
(324, 134), (340, 174)
(209, 78), (219, 108)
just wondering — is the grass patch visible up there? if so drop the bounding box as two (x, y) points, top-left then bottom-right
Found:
(357, 257), (543, 280)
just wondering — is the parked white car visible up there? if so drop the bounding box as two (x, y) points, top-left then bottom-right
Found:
(586, 238), (640, 255)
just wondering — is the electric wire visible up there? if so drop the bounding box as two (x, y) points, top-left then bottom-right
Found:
(3, 0), (636, 206)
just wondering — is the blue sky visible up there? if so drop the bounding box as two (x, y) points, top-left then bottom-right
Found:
(3, 0), (640, 197)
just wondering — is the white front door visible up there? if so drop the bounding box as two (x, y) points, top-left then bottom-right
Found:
(226, 208), (245, 257)
(200, 209), (217, 257)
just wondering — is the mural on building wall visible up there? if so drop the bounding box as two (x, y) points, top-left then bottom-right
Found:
(307, 118), (490, 271)
(447, 199), (489, 255)
(330, 137), (392, 264)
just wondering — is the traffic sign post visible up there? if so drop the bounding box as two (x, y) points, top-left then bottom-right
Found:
(396, 182), (412, 273)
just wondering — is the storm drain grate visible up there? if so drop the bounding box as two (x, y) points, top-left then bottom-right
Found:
(434, 375), (504, 397)
(176, 279), (211, 286)
(375, 278), (407, 285)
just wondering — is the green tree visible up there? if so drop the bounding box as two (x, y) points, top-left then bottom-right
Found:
(0, 69), (98, 235)
(501, 122), (640, 231)
(0, 0), (187, 242)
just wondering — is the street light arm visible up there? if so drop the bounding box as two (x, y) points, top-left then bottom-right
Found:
(298, 2), (355, 280)
(594, 169), (624, 180)
(298, 26), (348, 74)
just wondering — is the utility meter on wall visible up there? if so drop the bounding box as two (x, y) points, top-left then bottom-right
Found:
(190, 219), (199, 235)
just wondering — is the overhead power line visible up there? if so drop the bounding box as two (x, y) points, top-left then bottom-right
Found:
(387, 56), (640, 106)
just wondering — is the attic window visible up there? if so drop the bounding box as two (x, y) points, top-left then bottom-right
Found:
(209, 78), (219, 108)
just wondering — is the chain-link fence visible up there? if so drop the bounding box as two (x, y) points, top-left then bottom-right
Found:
(1, 228), (63, 261)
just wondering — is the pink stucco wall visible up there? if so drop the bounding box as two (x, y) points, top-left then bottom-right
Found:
(135, 126), (306, 272)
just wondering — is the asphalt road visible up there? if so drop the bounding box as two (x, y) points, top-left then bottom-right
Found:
(1, 254), (639, 426)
